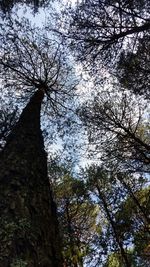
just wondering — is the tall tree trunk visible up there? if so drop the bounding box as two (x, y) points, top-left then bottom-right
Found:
(0, 89), (62, 267)
(96, 185), (131, 267)
(65, 198), (78, 267)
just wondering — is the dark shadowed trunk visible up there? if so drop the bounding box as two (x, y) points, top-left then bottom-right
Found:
(65, 198), (78, 267)
(0, 89), (62, 267)
(96, 184), (131, 267)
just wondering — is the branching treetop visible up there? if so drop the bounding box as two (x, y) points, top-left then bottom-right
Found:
(0, 18), (77, 114)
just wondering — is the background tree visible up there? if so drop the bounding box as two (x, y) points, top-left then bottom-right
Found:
(84, 165), (150, 267)
(68, 0), (150, 67)
(78, 91), (150, 173)
(66, 0), (150, 100)
(115, 186), (150, 267)
(85, 166), (131, 267)
(48, 162), (100, 267)
(117, 37), (150, 98)
(65, 2), (150, 265)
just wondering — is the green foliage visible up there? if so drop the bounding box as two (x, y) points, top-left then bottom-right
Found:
(83, 165), (150, 266)
(105, 253), (123, 267)
(50, 166), (100, 266)
(10, 259), (28, 267)
(117, 38), (150, 98)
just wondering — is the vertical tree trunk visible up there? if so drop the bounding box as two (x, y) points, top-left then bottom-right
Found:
(65, 198), (77, 267)
(96, 185), (131, 267)
(0, 89), (62, 267)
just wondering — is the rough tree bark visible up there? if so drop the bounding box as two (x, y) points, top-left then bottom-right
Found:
(0, 89), (62, 267)
(96, 185), (131, 267)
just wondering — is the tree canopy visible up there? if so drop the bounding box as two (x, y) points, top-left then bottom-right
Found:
(0, 0), (149, 266)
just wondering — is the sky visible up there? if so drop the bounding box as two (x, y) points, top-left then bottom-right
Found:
(15, 0), (78, 27)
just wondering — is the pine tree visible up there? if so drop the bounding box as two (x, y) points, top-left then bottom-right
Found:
(0, 89), (62, 267)
(0, 18), (75, 267)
